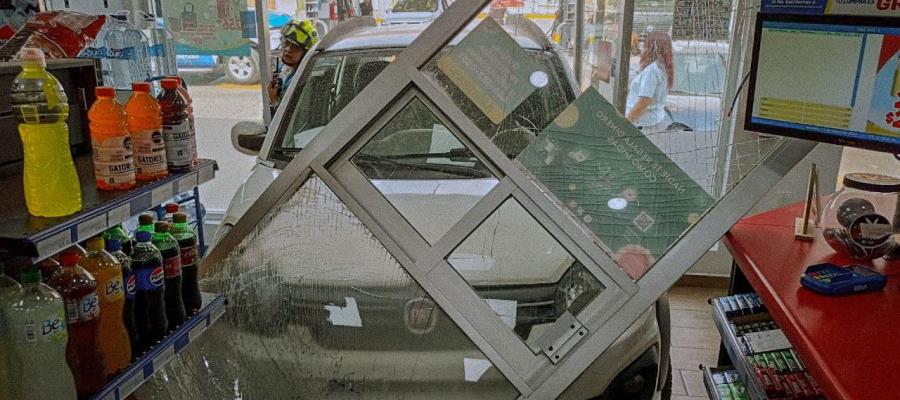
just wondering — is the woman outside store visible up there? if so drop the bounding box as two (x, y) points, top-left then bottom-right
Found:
(625, 32), (674, 133)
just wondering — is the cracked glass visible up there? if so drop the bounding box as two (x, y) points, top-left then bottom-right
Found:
(447, 197), (604, 348)
(135, 175), (519, 399)
(351, 97), (499, 244)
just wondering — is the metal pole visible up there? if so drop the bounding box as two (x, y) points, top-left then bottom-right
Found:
(574, 0), (585, 87)
(615, 0), (634, 113)
(256, 0), (274, 125)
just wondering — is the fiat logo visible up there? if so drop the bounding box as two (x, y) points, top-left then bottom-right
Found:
(404, 297), (438, 335)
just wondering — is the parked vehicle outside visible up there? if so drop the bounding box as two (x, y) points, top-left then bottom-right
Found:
(383, 0), (450, 25)
(214, 22), (671, 400)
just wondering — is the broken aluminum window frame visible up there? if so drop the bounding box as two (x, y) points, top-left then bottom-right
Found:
(200, 0), (817, 396)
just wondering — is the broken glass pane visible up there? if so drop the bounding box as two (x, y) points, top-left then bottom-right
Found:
(136, 175), (520, 399)
(447, 197), (604, 347)
(351, 97), (499, 244)
(516, 89), (714, 280)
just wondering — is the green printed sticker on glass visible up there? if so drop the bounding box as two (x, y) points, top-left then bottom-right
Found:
(516, 88), (714, 280)
(436, 18), (543, 124)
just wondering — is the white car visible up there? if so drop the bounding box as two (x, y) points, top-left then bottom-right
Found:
(383, 0), (450, 25)
(215, 21), (672, 399)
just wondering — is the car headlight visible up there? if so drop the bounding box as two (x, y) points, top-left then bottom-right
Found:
(558, 261), (604, 314)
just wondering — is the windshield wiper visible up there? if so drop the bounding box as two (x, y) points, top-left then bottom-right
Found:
(353, 152), (491, 178)
(367, 147), (475, 161)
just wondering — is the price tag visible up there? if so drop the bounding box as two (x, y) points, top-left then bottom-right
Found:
(117, 370), (145, 398)
(107, 203), (131, 226)
(151, 184), (173, 206)
(198, 164), (215, 184)
(152, 344), (176, 372)
(36, 230), (72, 259)
(76, 214), (107, 239)
(176, 175), (198, 194)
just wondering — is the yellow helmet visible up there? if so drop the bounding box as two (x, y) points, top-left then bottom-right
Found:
(281, 19), (319, 50)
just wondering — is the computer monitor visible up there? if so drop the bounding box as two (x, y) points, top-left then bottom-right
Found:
(745, 13), (900, 154)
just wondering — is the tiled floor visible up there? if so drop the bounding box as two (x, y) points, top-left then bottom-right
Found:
(668, 285), (727, 400)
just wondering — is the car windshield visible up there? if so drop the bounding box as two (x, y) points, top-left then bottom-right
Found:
(672, 52), (726, 95)
(392, 0), (438, 12)
(271, 48), (576, 177)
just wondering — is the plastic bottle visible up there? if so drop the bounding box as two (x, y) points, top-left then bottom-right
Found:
(157, 78), (195, 172)
(152, 222), (186, 328)
(106, 238), (139, 360)
(0, 263), (24, 400)
(48, 252), (107, 398)
(166, 75), (198, 167)
(11, 48), (82, 217)
(5, 268), (77, 400)
(132, 231), (167, 352)
(126, 82), (167, 181)
(83, 237), (131, 376)
(163, 203), (179, 222)
(39, 257), (63, 284)
(143, 13), (177, 79)
(89, 86), (136, 191)
(171, 213), (201, 315)
(103, 225), (133, 257)
(102, 13), (151, 90)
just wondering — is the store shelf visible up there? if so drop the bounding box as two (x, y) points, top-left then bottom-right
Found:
(703, 366), (726, 400)
(712, 298), (768, 400)
(0, 156), (217, 261)
(91, 292), (227, 400)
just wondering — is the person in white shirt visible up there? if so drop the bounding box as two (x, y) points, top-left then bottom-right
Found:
(625, 32), (674, 133)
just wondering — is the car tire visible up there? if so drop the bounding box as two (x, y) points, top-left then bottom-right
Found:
(224, 49), (260, 84)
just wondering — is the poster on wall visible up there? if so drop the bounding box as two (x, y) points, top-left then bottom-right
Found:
(0, 0), (39, 40)
(162, 0), (250, 56)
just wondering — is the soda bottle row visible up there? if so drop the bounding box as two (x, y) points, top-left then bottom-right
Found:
(0, 212), (201, 399)
(89, 78), (197, 190)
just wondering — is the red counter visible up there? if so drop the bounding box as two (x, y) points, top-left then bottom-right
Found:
(724, 202), (900, 400)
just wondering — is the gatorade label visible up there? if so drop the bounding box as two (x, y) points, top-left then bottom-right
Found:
(133, 129), (168, 176)
(103, 277), (125, 302)
(78, 292), (101, 321)
(92, 136), (136, 185)
(125, 274), (136, 300)
(180, 244), (197, 267)
(163, 120), (194, 168)
(163, 255), (182, 278)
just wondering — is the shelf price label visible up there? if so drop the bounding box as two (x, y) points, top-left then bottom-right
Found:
(36, 230), (72, 259)
(177, 175), (198, 194)
(107, 203), (131, 227)
(151, 184), (173, 206)
(77, 214), (107, 239)
(199, 164), (215, 184)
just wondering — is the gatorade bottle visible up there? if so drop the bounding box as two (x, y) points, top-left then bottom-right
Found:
(171, 213), (201, 314)
(103, 225), (133, 256)
(11, 48), (82, 217)
(132, 231), (167, 352)
(157, 78), (194, 172)
(165, 76), (197, 167)
(89, 86), (136, 191)
(83, 237), (131, 376)
(152, 222), (186, 328)
(48, 252), (107, 398)
(126, 82), (167, 181)
(0, 263), (24, 400)
(5, 268), (77, 400)
(106, 238), (139, 359)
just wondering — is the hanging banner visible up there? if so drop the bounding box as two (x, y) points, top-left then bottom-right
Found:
(0, 0), (39, 40)
(761, 0), (900, 17)
(163, 0), (250, 56)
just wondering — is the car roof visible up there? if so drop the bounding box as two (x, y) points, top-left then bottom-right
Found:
(322, 22), (544, 52)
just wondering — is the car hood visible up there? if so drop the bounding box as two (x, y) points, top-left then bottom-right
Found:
(384, 12), (437, 25)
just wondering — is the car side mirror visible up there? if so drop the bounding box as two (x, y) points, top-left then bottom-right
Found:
(231, 121), (267, 155)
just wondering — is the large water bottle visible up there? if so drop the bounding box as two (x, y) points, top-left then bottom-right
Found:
(11, 48), (83, 217)
(0, 263), (23, 400)
(142, 12), (177, 79)
(103, 13), (151, 90)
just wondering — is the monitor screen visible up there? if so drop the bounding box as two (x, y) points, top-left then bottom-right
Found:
(745, 14), (900, 154)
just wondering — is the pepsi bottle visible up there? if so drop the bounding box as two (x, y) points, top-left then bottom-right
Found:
(132, 231), (167, 353)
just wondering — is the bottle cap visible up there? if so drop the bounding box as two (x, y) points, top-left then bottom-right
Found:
(139, 214), (155, 226)
(165, 75), (183, 84)
(95, 86), (116, 97)
(173, 212), (188, 223)
(85, 236), (105, 251)
(155, 221), (170, 232)
(161, 78), (179, 90)
(105, 238), (122, 252)
(165, 203), (180, 213)
(132, 82), (151, 92)
(19, 268), (42, 284)
(135, 231), (152, 243)
(18, 48), (46, 67)
(59, 251), (80, 267)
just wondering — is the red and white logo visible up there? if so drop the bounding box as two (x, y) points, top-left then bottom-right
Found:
(126, 275), (136, 294)
(149, 267), (165, 287)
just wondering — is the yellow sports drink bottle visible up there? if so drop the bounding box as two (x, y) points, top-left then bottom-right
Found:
(11, 48), (82, 217)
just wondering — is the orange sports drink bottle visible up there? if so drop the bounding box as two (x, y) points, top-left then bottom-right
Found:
(89, 87), (136, 190)
(82, 236), (132, 377)
(126, 82), (167, 181)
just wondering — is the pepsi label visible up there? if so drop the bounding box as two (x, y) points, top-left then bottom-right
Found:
(136, 264), (166, 292)
(150, 267), (165, 287)
(125, 274), (136, 299)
